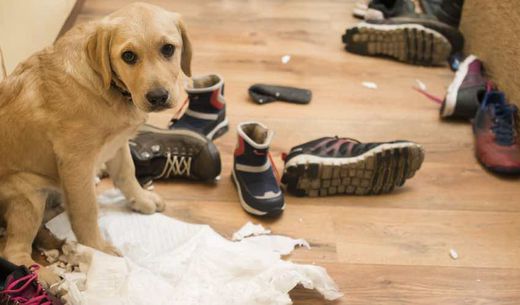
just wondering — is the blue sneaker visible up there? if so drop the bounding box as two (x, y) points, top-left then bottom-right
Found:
(232, 122), (285, 216)
(169, 74), (229, 140)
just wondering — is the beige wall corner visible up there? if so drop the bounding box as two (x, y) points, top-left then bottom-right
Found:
(460, 0), (520, 106)
(0, 0), (77, 74)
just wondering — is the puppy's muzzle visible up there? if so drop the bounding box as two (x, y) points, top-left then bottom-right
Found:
(146, 88), (171, 111)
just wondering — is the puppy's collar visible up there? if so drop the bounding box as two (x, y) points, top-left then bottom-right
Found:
(110, 80), (132, 102)
(110, 68), (132, 102)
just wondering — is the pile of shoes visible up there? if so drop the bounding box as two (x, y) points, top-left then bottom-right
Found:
(128, 73), (426, 218)
(231, 122), (425, 217)
(433, 55), (520, 174)
(130, 74), (228, 187)
(343, 0), (464, 66)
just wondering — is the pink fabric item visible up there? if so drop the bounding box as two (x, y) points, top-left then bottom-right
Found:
(3, 265), (53, 305)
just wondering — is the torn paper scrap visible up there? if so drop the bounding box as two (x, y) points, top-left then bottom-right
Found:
(415, 79), (427, 91)
(239, 235), (310, 256)
(46, 189), (342, 305)
(362, 81), (378, 89)
(449, 248), (459, 260)
(232, 221), (271, 241)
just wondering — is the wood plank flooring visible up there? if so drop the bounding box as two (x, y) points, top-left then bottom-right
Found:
(77, 1), (520, 304)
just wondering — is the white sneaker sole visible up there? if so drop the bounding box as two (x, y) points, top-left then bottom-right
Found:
(206, 118), (229, 140)
(441, 54), (478, 117)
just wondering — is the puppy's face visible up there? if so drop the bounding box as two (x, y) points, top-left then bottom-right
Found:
(86, 3), (192, 112)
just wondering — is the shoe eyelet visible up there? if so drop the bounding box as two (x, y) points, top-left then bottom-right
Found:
(151, 145), (161, 153)
(140, 151), (151, 159)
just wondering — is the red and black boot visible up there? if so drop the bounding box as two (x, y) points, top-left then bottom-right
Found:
(169, 74), (229, 140)
(231, 122), (285, 217)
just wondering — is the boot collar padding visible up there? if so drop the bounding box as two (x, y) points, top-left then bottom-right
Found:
(185, 74), (224, 93)
(237, 121), (274, 149)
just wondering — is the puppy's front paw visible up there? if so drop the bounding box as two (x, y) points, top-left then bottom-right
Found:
(129, 190), (165, 214)
(101, 242), (122, 257)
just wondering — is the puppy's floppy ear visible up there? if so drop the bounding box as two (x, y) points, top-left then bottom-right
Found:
(177, 19), (192, 77)
(86, 25), (113, 89)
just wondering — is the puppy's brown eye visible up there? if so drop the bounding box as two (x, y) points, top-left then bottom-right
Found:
(161, 44), (175, 58)
(122, 51), (137, 64)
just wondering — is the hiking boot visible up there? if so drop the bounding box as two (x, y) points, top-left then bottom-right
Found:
(342, 15), (464, 65)
(130, 124), (222, 186)
(360, 0), (417, 20)
(440, 55), (487, 119)
(169, 74), (229, 140)
(473, 91), (520, 174)
(0, 258), (62, 305)
(232, 122), (284, 217)
(281, 137), (424, 196)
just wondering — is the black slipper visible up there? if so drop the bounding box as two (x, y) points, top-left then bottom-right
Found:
(249, 84), (312, 105)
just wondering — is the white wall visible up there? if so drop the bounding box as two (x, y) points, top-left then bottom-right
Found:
(0, 0), (76, 74)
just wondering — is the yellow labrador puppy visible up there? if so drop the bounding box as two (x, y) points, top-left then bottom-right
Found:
(0, 2), (191, 284)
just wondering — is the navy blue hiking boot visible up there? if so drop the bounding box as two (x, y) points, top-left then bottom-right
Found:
(232, 122), (285, 217)
(169, 74), (229, 140)
(281, 137), (424, 196)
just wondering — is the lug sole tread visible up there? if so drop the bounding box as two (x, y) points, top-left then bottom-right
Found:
(283, 144), (425, 197)
(343, 25), (451, 66)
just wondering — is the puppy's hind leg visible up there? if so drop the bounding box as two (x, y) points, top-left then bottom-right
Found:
(35, 191), (65, 251)
(1, 176), (60, 286)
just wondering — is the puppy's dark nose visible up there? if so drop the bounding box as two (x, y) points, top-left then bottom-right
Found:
(146, 88), (169, 106)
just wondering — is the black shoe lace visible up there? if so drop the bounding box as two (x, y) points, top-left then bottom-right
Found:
(492, 103), (517, 146)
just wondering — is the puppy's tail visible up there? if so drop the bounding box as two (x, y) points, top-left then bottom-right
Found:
(0, 46), (7, 81)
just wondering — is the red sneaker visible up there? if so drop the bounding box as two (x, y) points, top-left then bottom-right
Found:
(0, 258), (62, 305)
(473, 90), (520, 174)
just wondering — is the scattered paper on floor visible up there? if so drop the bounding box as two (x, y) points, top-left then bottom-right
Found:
(281, 55), (291, 64)
(232, 221), (271, 241)
(415, 79), (427, 91)
(45, 189), (342, 305)
(449, 248), (459, 260)
(362, 81), (378, 89)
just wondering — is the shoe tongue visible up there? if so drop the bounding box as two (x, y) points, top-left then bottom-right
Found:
(467, 59), (482, 73)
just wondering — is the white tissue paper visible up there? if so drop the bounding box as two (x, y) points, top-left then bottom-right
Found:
(45, 189), (342, 305)
(231, 221), (271, 241)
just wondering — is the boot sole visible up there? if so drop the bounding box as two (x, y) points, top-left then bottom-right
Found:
(282, 142), (425, 197)
(231, 169), (285, 217)
(207, 118), (229, 140)
(342, 23), (451, 66)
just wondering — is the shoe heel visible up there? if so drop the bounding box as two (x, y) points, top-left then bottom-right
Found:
(210, 124), (229, 140)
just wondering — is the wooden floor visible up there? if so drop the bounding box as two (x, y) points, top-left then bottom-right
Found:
(77, 1), (520, 304)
